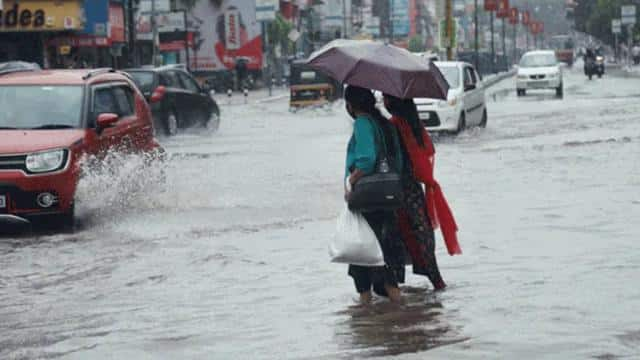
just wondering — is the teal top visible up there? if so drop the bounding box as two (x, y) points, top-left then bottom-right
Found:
(345, 115), (403, 178)
(345, 115), (377, 178)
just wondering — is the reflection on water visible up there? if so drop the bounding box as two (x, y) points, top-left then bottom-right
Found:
(334, 286), (468, 358)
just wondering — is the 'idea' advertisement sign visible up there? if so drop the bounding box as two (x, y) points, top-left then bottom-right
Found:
(0, 0), (83, 32)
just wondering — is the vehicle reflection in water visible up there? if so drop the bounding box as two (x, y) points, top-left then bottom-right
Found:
(334, 286), (468, 358)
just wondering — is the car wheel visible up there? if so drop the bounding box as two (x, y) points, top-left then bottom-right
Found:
(206, 109), (221, 133)
(454, 113), (466, 135)
(517, 89), (526, 97)
(556, 84), (564, 99)
(588, 74), (593, 80)
(165, 111), (179, 136)
(479, 109), (488, 128)
(597, 73), (602, 78)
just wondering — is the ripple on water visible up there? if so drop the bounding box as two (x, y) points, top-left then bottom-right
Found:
(332, 286), (468, 358)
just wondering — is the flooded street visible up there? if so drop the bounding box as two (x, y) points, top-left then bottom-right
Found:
(1, 67), (640, 359)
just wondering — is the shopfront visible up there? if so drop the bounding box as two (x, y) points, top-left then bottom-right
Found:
(0, 0), (83, 65)
(46, 1), (127, 68)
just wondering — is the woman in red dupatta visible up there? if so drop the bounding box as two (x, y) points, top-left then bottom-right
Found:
(383, 94), (462, 291)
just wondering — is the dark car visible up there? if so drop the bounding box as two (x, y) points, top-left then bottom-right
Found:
(126, 65), (220, 136)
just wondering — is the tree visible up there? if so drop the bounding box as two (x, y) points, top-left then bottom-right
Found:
(408, 35), (425, 52)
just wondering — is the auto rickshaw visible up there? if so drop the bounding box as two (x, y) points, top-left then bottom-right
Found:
(289, 60), (341, 111)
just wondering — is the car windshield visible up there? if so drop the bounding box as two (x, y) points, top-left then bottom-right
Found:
(438, 66), (460, 88)
(0, 85), (83, 129)
(520, 54), (557, 68)
(128, 71), (155, 93)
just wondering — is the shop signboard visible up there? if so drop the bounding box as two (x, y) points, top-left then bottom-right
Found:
(496, 0), (509, 19)
(612, 19), (622, 34)
(255, 0), (277, 22)
(109, 3), (125, 43)
(136, 11), (186, 40)
(83, 0), (109, 36)
(621, 5), (636, 25)
(0, 0), (83, 32)
(138, 0), (170, 13)
(484, 0), (497, 12)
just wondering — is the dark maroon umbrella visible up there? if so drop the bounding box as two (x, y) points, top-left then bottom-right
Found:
(307, 40), (449, 100)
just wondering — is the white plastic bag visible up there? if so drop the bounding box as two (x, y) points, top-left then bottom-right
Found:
(329, 205), (385, 266)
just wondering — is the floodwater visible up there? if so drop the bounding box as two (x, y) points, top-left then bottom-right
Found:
(1, 66), (639, 359)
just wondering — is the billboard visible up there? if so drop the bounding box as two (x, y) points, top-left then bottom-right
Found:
(186, 0), (262, 72)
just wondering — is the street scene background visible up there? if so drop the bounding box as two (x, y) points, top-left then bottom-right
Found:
(1, 64), (639, 359)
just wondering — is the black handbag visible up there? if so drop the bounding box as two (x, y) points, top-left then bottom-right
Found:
(348, 118), (404, 213)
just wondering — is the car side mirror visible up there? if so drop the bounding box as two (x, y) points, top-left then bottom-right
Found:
(96, 113), (119, 134)
(149, 85), (166, 103)
(464, 83), (476, 92)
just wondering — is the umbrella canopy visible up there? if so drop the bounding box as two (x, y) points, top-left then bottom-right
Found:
(307, 40), (449, 100)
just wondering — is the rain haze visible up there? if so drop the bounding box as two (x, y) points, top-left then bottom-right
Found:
(1, 0), (640, 359)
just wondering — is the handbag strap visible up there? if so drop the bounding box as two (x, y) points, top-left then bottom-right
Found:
(368, 116), (400, 172)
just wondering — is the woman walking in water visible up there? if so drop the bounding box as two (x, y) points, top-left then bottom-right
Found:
(343, 86), (406, 303)
(383, 94), (461, 291)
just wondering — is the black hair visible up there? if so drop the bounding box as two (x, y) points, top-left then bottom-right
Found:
(383, 94), (425, 147)
(344, 86), (399, 160)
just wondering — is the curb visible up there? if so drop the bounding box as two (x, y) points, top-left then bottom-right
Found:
(483, 69), (516, 88)
(255, 93), (289, 104)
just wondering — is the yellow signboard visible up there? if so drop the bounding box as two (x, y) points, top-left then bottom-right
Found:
(0, 0), (83, 32)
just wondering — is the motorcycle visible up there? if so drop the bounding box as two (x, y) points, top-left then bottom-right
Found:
(584, 56), (604, 80)
(595, 55), (605, 78)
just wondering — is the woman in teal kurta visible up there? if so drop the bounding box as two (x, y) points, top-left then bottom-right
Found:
(343, 86), (406, 303)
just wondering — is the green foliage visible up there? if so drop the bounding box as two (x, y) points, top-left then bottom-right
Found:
(267, 14), (295, 55)
(408, 36), (425, 53)
(575, 0), (639, 45)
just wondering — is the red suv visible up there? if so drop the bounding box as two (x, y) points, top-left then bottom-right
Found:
(0, 62), (162, 228)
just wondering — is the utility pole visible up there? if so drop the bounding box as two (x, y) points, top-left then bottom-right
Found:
(490, 11), (495, 72)
(389, 0), (394, 43)
(342, 0), (348, 38)
(151, 0), (159, 66)
(445, 0), (453, 60)
(474, 0), (479, 71)
(513, 20), (517, 65)
(127, 0), (137, 67)
(501, 17), (506, 71)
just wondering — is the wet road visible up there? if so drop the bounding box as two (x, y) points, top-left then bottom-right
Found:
(1, 66), (639, 359)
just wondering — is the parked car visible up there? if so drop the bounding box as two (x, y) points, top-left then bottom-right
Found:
(516, 50), (564, 98)
(414, 61), (487, 134)
(126, 65), (220, 136)
(0, 63), (162, 228)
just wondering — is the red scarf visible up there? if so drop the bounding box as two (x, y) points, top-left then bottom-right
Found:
(391, 116), (462, 256)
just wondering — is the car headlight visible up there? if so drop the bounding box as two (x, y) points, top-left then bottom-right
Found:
(517, 74), (528, 80)
(448, 98), (458, 107)
(26, 149), (68, 173)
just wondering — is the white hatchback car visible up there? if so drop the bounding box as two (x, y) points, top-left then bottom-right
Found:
(414, 61), (487, 134)
(516, 50), (563, 98)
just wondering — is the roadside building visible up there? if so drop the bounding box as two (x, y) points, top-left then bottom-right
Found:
(0, 0), (128, 69)
(0, 0), (84, 66)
